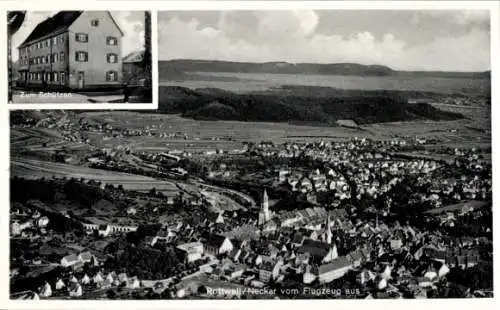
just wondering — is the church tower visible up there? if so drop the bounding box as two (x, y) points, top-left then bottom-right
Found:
(258, 189), (270, 225)
(325, 212), (333, 244)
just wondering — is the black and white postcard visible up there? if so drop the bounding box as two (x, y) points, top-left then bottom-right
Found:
(3, 1), (497, 308)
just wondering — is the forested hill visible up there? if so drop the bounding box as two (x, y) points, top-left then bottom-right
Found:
(159, 59), (490, 79)
(158, 85), (465, 125)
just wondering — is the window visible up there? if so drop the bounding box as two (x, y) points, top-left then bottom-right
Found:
(41, 57), (45, 64)
(75, 51), (88, 62)
(53, 37), (57, 45)
(75, 33), (88, 43)
(91, 19), (99, 27)
(60, 52), (65, 62)
(53, 53), (58, 62)
(37, 72), (41, 81)
(54, 72), (59, 82)
(107, 53), (118, 63)
(60, 72), (66, 84)
(106, 36), (118, 46)
(106, 71), (117, 82)
(44, 40), (48, 47)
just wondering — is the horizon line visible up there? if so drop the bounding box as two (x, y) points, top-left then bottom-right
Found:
(159, 58), (491, 74)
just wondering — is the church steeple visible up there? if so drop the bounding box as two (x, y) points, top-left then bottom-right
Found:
(325, 212), (333, 244)
(259, 189), (270, 225)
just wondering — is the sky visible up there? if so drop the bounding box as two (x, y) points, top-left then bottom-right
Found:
(158, 10), (490, 71)
(11, 11), (145, 62)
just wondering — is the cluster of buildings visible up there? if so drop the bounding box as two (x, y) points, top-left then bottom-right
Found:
(11, 206), (50, 237)
(131, 195), (489, 299)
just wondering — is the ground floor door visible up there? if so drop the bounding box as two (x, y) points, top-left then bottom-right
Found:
(77, 71), (85, 89)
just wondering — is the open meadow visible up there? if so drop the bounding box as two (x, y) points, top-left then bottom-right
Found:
(11, 158), (180, 194)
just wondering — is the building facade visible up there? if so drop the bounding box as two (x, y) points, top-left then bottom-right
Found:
(17, 11), (123, 90)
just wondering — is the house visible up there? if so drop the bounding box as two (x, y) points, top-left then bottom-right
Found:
(204, 234), (233, 256)
(291, 232), (305, 246)
(60, 254), (79, 268)
(17, 11), (124, 90)
(258, 262), (274, 283)
(37, 216), (50, 228)
(93, 272), (104, 286)
(176, 242), (204, 263)
(78, 251), (92, 264)
(39, 282), (52, 297)
(98, 224), (112, 237)
(303, 265), (317, 284)
(118, 273), (128, 284)
(357, 269), (376, 285)
(154, 229), (176, 244)
(11, 220), (32, 236)
(229, 264), (247, 280)
(55, 279), (65, 290)
(127, 276), (141, 289)
(206, 212), (225, 224)
(105, 272), (117, 287)
(122, 50), (147, 84)
(347, 249), (364, 267)
(390, 238), (403, 251)
(81, 274), (91, 285)
(297, 239), (337, 264)
(68, 282), (82, 297)
(314, 256), (352, 283)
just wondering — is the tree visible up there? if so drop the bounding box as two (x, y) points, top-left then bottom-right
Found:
(149, 187), (157, 196)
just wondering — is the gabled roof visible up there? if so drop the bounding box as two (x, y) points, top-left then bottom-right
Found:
(316, 256), (351, 274)
(19, 11), (83, 48)
(78, 251), (92, 261)
(205, 234), (228, 248)
(62, 254), (78, 263)
(297, 239), (331, 258)
(19, 11), (125, 49)
(123, 50), (144, 63)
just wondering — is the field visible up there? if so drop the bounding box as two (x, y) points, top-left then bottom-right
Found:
(11, 158), (179, 194)
(160, 71), (489, 95)
(11, 127), (93, 154)
(79, 109), (490, 149)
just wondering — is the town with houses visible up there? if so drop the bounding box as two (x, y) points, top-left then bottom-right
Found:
(9, 110), (492, 300)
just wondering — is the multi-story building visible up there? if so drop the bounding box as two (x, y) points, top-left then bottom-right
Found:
(17, 11), (123, 90)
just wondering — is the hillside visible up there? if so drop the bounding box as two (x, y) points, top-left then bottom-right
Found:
(159, 59), (490, 79)
(158, 85), (464, 125)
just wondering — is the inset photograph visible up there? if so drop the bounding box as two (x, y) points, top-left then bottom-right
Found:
(7, 11), (152, 104)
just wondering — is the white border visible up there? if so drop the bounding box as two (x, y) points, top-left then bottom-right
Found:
(1, 1), (499, 310)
